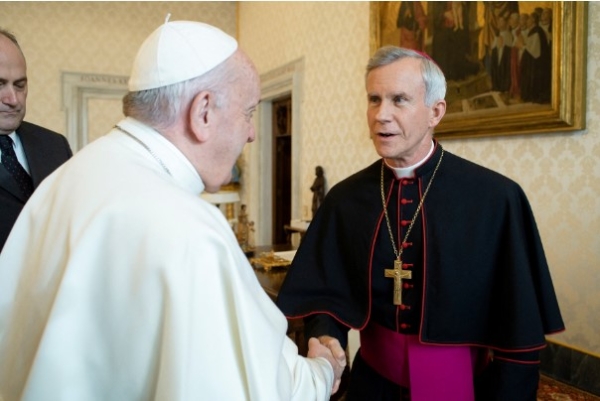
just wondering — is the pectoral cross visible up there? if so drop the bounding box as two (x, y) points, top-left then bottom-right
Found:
(384, 259), (412, 305)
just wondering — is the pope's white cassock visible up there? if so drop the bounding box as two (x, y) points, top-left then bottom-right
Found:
(0, 117), (333, 400)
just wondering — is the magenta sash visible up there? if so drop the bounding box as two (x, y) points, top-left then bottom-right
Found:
(360, 322), (477, 401)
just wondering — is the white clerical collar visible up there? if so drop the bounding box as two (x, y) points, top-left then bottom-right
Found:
(386, 141), (435, 179)
(116, 117), (204, 195)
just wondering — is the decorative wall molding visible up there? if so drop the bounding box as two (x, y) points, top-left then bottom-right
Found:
(248, 58), (304, 245)
(61, 71), (128, 151)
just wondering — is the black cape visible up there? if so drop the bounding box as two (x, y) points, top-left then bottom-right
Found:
(277, 144), (564, 352)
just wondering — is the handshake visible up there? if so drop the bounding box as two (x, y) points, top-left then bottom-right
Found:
(307, 335), (347, 395)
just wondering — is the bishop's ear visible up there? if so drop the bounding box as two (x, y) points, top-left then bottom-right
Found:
(189, 90), (214, 142)
(429, 99), (447, 128)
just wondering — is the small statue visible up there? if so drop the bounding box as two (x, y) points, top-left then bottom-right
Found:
(236, 204), (255, 253)
(310, 166), (325, 219)
(236, 204), (249, 245)
(247, 221), (255, 249)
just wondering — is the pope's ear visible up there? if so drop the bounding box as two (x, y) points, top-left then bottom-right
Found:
(189, 91), (213, 142)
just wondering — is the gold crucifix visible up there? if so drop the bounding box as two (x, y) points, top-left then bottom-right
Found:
(384, 259), (412, 305)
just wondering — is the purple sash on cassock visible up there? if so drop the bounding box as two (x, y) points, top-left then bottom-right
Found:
(360, 322), (480, 401)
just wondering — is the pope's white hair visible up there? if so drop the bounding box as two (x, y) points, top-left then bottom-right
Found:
(122, 54), (238, 130)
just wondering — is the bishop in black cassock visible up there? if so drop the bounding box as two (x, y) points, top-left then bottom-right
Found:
(277, 43), (564, 400)
(277, 141), (564, 400)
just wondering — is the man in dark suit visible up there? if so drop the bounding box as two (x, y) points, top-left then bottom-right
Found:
(0, 28), (72, 251)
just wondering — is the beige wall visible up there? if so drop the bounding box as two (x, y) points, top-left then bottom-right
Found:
(2, 2), (598, 357)
(0, 1), (237, 137)
(239, 1), (600, 357)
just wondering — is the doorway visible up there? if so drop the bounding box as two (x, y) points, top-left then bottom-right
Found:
(272, 96), (292, 245)
(247, 58), (304, 247)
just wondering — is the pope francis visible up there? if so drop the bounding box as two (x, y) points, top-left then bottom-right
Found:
(0, 18), (344, 401)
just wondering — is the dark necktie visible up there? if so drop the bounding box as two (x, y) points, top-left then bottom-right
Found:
(0, 135), (34, 197)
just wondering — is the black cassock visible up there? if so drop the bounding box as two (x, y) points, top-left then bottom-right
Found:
(277, 142), (564, 400)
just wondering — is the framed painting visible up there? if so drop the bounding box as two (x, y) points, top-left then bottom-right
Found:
(369, 1), (587, 139)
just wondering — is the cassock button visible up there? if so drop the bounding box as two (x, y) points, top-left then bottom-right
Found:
(402, 242), (412, 249)
(400, 304), (411, 310)
(400, 323), (410, 329)
(400, 198), (413, 205)
(403, 282), (412, 289)
(402, 179), (409, 185)
(401, 220), (410, 226)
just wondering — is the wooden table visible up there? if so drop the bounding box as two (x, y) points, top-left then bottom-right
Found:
(251, 245), (350, 400)
(283, 224), (307, 244)
(250, 245), (307, 356)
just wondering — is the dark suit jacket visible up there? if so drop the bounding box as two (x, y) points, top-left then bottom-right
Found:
(0, 121), (73, 251)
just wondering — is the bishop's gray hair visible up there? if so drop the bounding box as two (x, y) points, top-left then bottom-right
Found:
(366, 46), (447, 107)
(122, 55), (238, 130)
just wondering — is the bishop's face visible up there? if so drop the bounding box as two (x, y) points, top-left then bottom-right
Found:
(0, 35), (28, 135)
(366, 57), (444, 168)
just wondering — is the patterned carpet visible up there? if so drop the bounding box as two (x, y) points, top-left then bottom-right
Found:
(333, 375), (600, 400)
(538, 375), (600, 401)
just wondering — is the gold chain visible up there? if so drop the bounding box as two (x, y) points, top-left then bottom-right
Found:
(380, 150), (444, 260)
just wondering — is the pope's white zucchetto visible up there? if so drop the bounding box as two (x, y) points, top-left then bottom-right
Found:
(128, 19), (238, 92)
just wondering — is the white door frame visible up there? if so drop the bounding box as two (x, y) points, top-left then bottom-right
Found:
(248, 58), (304, 246)
(61, 71), (128, 151)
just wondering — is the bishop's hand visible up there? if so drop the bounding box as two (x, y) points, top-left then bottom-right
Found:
(307, 337), (346, 394)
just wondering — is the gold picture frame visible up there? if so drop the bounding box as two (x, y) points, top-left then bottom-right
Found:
(370, 1), (587, 139)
